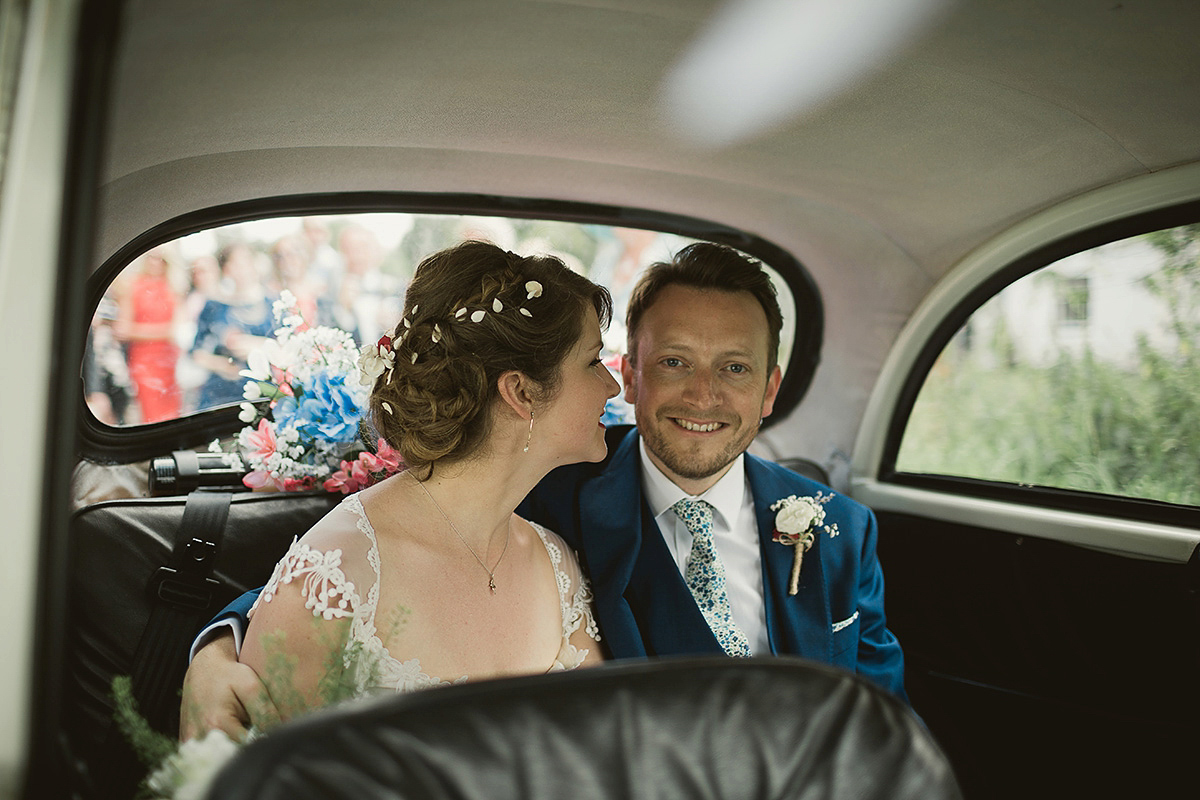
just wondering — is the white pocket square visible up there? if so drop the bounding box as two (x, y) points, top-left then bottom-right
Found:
(831, 610), (859, 633)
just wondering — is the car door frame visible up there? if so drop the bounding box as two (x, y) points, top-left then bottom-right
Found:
(851, 162), (1200, 800)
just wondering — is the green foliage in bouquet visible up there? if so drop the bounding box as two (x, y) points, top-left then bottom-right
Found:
(113, 607), (407, 799)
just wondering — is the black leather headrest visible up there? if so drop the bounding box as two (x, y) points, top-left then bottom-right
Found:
(208, 656), (961, 800)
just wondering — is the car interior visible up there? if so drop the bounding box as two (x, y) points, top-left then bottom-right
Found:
(2, 1), (1198, 798)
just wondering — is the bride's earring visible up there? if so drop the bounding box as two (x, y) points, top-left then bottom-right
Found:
(524, 411), (534, 453)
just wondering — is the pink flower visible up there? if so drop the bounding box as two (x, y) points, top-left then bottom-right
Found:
(243, 470), (283, 492)
(323, 460), (365, 494)
(270, 365), (295, 397)
(373, 438), (403, 472)
(322, 441), (404, 495)
(282, 476), (316, 492)
(244, 419), (277, 458)
(349, 458), (371, 486)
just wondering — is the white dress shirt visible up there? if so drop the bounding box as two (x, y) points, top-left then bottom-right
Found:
(638, 438), (770, 655)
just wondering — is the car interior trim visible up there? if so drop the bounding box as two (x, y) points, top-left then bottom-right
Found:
(852, 478), (1200, 564)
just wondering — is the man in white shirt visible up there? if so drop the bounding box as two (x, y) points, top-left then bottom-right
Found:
(518, 245), (904, 688)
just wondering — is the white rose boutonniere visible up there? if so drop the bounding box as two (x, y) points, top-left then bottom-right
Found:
(770, 493), (839, 595)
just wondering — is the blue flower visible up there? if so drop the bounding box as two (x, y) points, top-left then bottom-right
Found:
(276, 372), (363, 445)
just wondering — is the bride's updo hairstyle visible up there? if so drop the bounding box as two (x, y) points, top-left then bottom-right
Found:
(369, 241), (612, 477)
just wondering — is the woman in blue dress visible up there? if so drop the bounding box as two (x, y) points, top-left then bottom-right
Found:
(191, 242), (276, 409)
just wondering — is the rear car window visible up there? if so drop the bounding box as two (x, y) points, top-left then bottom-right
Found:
(85, 213), (796, 428)
(895, 223), (1199, 506)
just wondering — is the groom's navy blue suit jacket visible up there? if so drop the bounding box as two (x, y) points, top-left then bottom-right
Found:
(517, 425), (907, 701)
(211, 425), (907, 700)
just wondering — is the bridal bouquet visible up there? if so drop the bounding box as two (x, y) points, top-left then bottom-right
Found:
(228, 291), (401, 493)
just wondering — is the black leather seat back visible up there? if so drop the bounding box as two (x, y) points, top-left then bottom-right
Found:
(208, 657), (962, 800)
(64, 490), (336, 799)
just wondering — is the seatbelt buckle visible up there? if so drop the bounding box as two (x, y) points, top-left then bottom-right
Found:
(148, 536), (221, 612)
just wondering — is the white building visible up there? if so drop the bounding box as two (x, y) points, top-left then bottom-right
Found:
(955, 234), (1184, 370)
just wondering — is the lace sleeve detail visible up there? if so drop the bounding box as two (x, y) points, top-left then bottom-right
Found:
(567, 569), (601, 642)
(252, 536), (362, 621)
(523, 521), (604, 671)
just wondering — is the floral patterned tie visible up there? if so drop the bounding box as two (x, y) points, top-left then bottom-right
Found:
(672, 498), (752, 657)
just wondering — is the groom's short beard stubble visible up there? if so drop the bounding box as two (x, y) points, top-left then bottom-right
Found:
(640, 407), (758, 482)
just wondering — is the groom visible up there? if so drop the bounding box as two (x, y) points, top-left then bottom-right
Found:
(181, 243), (906, 738)
(518, 243), (905, 697)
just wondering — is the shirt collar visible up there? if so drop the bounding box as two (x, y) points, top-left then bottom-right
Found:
(638, 435), (747, 530)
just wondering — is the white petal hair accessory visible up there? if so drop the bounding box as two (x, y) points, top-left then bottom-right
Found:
(357, 336), (396, 386)
(454, 307), (467, 320)
(525, 281), (543, 299)
(431, 324), (442, 344)
(519, 308), (532, 317)
(493, 297), (504, 312)
(471, 309), (486, 323)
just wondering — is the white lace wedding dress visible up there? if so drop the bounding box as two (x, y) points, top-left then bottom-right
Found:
(250, 494), (601, 696)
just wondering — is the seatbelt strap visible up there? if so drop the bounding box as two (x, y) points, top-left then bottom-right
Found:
(129, 490), (233, 733)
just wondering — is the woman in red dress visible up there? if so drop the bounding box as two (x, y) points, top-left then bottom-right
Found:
(116, 246), (183, 423)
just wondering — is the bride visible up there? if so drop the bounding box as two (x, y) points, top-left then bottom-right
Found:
(237, 241), (619, 718)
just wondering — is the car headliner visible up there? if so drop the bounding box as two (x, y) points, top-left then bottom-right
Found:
(93, 0), (1200, 464)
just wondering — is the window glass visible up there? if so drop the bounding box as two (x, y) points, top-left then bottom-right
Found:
(896, 224), (1200, 506)
(86, 213), (795, 427)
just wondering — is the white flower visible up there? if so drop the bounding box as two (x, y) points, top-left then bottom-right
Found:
(771, 495), (823, 535)
(525, 280), (543, 299)
(240, 348), (272, 381)
(357, 343), (395, 386)
(769, 493), (833, 595)
(146, 728), (241, 800)
(238, 403), (258, 423)
(220, 451), (245, 471)
(272, 291), (302, 332)
(242, 381), (262, 401)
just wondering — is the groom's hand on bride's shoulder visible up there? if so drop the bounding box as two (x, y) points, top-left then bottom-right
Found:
(179, 630), (279, 741)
